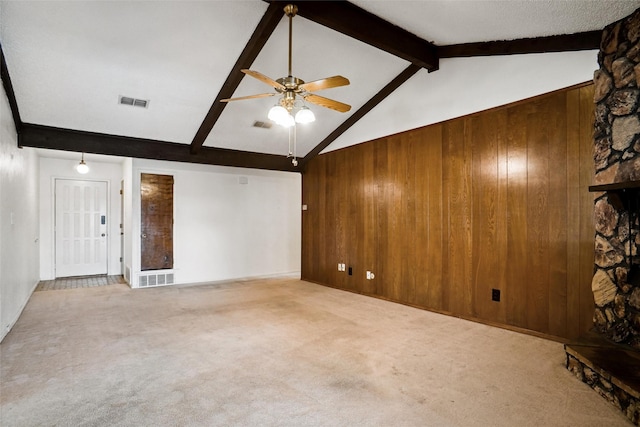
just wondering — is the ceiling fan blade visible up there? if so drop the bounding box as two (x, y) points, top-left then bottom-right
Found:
(304, 94), (351, 113)
(220, 93), (275, 102)
(241, 69), (286, 91)
(299, 76), (350, 92)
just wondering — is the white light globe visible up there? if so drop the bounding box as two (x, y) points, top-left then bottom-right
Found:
(295, 107), (315, 124)
(268, 105), (289, 123)
(278, 113), (295, 128)
(76, 161), (89, 174)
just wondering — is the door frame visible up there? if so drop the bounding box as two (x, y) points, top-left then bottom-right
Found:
(53, 178), (110, 278)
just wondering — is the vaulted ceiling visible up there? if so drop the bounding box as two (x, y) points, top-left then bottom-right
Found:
(1, 1), (639, 172)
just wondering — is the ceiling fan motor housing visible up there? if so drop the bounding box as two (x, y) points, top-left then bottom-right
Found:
(276, 76), (305, 92)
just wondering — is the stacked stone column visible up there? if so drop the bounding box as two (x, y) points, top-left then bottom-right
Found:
(593, 8), (640, 348)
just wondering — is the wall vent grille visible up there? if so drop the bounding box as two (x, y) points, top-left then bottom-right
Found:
(138, 271), (174, 288)
(253, 120), (272, 129)
(119, 96), (149, 108)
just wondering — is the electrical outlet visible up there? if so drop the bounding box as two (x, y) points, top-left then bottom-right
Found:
(491, 288), (501, 302)
(366, 271), (375, 280)
(338, 263), (341, 271)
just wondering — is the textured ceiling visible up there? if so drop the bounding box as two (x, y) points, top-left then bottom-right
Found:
(352, 0), (639, 44)
(1, 0), (639, 167)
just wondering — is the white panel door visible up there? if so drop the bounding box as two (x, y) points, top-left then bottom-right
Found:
(55, 179), (108, 277)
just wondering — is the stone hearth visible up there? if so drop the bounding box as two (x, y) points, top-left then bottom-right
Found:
(566, 339), (640, 424)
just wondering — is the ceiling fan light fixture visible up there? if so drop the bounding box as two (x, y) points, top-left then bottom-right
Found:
(295, 106), (315, 124)
(268, 104), (289, 123)
(279, 113), (296, 128)
(221, 3), (350, 166)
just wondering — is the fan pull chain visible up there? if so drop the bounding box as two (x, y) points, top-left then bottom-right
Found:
(292, 125), (298, 166)
(288, 124), (298, 166)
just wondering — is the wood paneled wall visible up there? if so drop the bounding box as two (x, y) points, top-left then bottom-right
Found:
(302, 83), (595, 340)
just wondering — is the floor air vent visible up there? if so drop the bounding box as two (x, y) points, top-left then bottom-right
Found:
(138, 271), (174, 288)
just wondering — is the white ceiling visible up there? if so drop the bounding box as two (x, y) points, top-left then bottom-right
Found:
(352, 0), (638, 44)
(2, 0), (639, 165)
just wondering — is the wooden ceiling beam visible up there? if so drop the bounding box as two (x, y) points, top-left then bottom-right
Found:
(268, 1), (439, 71)
(301, 64), (421, 167)
(0, 42), (23, 132)
(189, 2), (284, 154)
(438, 31), (601, 58)
(20, 123), (299, 173)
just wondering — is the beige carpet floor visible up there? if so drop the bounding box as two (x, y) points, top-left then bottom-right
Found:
(0, 278), (631, 426)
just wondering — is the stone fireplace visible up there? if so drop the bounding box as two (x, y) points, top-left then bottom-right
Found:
(592, 7), (640, 346)
(565, 7), (640, 426)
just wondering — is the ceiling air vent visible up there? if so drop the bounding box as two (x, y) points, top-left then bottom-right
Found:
(253, 120), (272, 129)
(119, 95), (149, 108)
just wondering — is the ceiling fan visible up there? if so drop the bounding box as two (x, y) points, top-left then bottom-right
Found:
(221, 4), (351, 127)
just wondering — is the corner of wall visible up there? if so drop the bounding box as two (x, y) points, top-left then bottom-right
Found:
(0, 83), (40, 342)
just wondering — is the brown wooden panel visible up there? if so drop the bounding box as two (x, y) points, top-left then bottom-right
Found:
(361, 142), (378, 295)
(578, 85), (596, 337)
(141, 173), (174, 271)
(440, 125), (452, 312)
(416, 125), (443, 308)
(443, 119), (474, 316)
(565, 88), (582, 339)
(387, 132), (410, 302)
(350, 143), (368, 294)
(494, 111), (509, 324)
(374, 138), (390, 298)
(470, 110), (501, 321)
(547, 92), (569, 338)
(428, 127), (445, 310)
(336, 155), (344, 290)
(526, 99), (551, 333)
(301, 83), (596, 341)
(324, 155), (338, 286)
(505, 104), (530, 328)
(403, 132), (417, 304)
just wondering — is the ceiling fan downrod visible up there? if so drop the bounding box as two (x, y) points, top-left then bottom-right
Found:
(284, 4), (298, 78)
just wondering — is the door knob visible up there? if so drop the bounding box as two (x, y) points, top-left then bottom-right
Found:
(101, 233), (106, 237)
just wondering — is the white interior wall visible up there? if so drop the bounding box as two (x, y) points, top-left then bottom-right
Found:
(38, 157), (124, 280)
(0, 83), (39, 342)
(127, 159), (301, 287)
(327, 50), (599, 153)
